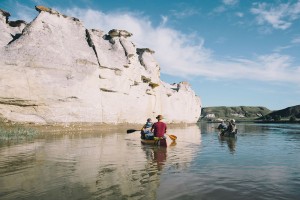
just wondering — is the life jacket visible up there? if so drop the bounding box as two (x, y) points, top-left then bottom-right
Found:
(145, 122), (153, 129)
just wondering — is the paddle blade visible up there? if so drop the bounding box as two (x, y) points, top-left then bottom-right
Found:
(167, 134), (177, 141)
(127, 129), (140, 134)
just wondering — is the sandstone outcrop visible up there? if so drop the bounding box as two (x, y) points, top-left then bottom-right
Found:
(0, 6), (201, 124)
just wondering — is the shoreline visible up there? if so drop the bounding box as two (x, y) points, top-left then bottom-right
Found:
(0, 121), (199, 135)
(199, 120), (300, 124)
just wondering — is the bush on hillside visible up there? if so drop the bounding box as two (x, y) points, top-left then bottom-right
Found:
(289, 116), (296, 122)
(201, 106), (271, 120)
(262, 115), (272, 121)
(273, 115), (281, 121)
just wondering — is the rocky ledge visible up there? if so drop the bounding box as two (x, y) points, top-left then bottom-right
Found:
(0, 6), (201, 124)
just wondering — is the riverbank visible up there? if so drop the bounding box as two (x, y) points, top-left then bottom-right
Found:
(200, 119), (300, 124)
(0, 121), (198, 138)
(254, 120), (300, 124)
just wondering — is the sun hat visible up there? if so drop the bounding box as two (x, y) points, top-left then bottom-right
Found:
(156, 115), (164, 120)
(230, 119), (235, 123)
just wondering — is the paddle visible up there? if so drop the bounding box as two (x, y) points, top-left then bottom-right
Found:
(126, 129), (177, 141)
(166, 134), (177, 141)
(126, 129), (140, 134)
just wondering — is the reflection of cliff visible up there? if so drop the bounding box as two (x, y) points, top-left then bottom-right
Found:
(67, 125), (201, 198)
(0, 125), (202, 199)
(165, 124), (202, 170)
(0, 142), (44, 173)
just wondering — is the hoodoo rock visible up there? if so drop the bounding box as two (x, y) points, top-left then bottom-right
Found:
(0, 6), (201, 124)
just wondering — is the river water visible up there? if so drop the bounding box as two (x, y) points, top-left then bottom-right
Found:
(0, 123), (300, 200)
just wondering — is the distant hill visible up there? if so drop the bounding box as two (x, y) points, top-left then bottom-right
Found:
(261, 105), (300, 119)
(201, 106), (272, 121)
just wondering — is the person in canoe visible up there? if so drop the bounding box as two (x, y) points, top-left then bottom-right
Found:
(151, 115), (167, 139)
(217, 120), (227, 132)
(141, 118), (154, 139)
(220, 119), (237, 136)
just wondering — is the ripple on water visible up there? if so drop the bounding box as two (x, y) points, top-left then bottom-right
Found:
(1, 123), (300, 200)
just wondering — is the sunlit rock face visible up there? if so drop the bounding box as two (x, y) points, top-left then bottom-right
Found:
(0, 6), (201, 124)
(0, 9), (27, 47)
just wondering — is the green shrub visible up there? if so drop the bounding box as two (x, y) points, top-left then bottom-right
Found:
(273, 115), (281, 121)
(0, 126), (38, 140)
(265, 115), (272, 121)
(289, 116), (296, 122)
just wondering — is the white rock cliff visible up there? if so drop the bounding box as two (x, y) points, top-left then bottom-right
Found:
(0, 6), (201, 124)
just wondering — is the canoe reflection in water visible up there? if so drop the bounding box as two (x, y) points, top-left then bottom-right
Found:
(142, 141), (176, 171)
(218, 135), (237, 153)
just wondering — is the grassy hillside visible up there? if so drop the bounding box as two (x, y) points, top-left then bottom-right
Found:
(261, 105), (300, 120)
(201, 106), (271, 121)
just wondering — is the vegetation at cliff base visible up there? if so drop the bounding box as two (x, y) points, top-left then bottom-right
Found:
(0, 126), (38, 140)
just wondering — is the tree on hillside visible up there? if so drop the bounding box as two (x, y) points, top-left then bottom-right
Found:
(290, 116), (296, 122)
(263, 115), (272, 121)
(273, 115), (281, 121)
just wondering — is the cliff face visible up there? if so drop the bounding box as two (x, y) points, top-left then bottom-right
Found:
(0, 6), (201, 124)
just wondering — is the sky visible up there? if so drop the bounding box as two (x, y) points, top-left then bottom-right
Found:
(1, 0), (300, 110)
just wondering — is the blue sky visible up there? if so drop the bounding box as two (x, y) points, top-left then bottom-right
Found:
(1, 0), (300, 110)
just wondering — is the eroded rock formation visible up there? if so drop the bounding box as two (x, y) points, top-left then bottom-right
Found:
(0, 6), (201, 124)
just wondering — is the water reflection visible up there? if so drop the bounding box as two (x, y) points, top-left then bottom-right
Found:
(141, 141), (177, 172)
(169, 140), (177, 147)
(153, 147), (167, 171)
(142, 146), (167, 171)
(1, 122), (299, 199)
(218, 136), (237, 153)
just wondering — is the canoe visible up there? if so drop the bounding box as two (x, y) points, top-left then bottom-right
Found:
(141, 138), (167, 147)
(219, 129), (238, 138)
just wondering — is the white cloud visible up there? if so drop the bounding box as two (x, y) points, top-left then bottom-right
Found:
(235, 12), (244, 17)
(211, 6), (226, 14)
(292, 36), (300, 44)
(214, 37), (227, 44)
(63, 8), (300, 83)
(251, 1), (300, 30)
(223, 0), (238, 6)
(273, 45), (293, 53)
(160, 15), (168, 26)
(11, 2), (36, 22)
(30, 0), (45, 4)
(211, 0), (238, 15)
(290, 0), (300, 19)
(14, 6), (300, 84)
(170, 8), (199, 19)
(273, 35), (300, 52)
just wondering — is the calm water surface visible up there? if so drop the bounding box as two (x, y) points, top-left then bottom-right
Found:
(0, 123), (300, 200)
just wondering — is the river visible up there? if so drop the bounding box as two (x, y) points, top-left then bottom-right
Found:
(0, 123), (299, 200)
